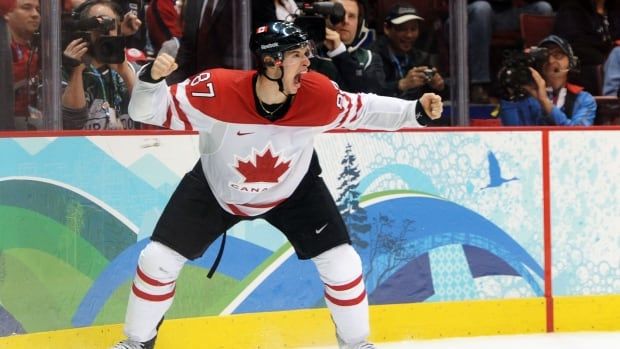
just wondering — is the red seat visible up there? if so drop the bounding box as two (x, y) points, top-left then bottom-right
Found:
(519, 13), (555, 48)
(594, 96), (620, 125)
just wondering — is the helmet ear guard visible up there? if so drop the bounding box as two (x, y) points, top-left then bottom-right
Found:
(261, 53), (283, 68)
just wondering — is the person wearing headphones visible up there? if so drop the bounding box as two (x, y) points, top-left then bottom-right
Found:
(110, 21), (443, 349)
(318, 0), (385, 94)
(499, 35), (596, 126)
(61, 0), (141, 130)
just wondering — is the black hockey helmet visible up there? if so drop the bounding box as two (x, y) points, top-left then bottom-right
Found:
(250, 21), (309, 65)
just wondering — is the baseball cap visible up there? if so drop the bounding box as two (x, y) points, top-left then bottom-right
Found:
(385, 4), (424, 25)
(538, 34), (577, 68)
(538, 35), (572, 56)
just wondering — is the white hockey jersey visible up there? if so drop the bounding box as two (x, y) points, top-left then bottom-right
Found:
(129, 69), (424, 216)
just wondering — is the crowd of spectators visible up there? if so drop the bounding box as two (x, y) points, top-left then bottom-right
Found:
(2, 0), (618, 130)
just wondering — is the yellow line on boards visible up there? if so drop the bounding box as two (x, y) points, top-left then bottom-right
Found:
(3, 297), (618, 349)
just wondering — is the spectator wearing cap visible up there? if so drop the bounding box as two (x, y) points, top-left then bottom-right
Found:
(370, 4), (446, 101)
(499, 35), (596, 126)
(467, 0), (553, 103)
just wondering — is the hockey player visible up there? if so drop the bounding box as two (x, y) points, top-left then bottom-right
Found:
(110, 21), (442, 349)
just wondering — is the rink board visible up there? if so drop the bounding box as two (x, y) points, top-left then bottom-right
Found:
(3, 296), (620, 348)
(0, 128), (619, 348)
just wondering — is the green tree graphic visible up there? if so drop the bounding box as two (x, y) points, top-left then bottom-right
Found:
(65, 200), (85, 266)
(336, 144), (371, 248)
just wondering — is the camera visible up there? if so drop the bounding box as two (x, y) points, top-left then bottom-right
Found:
(62, 13), (126, 64)
(497, 47), (548, 101)
(294, 1), (345, 43)
(61, 0), (143, 65)
(423, 68), (436, 81)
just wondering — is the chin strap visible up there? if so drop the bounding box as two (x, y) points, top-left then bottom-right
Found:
(263, 66), (296, 97)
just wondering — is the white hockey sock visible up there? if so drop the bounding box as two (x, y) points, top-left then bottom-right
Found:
(312, 244), (369, 345)
(124, 241), (187, 342)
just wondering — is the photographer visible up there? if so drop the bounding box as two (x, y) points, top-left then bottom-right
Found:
(370, 4), (446, 101)
(61, 0), (141, 130)
(499, 35), (596, 126)
(316, 0), (385, 94)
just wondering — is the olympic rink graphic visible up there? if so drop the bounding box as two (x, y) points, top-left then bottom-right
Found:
(303, 332), (620, 349)
(0, 130), (618, 348)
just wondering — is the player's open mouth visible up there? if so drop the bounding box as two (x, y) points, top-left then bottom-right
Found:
(294, 71), (307, 85)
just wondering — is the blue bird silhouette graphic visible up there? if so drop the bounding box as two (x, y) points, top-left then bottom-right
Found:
(482, 151), (518, 189)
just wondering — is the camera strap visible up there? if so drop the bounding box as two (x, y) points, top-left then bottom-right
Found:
(88, 65), (121, 119)
(388, 49), (410, 79)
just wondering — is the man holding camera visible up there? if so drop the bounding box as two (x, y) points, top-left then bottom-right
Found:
(499, 35), (596, 126)
(319, 0), (385, 94)
(370, 4), (446, 101)
(61, 0), (142, 130)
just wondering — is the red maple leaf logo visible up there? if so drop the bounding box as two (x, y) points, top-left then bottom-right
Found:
(234, 147), (291, 183)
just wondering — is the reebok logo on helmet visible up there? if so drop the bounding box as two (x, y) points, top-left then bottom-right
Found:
(261, 42), (279, 50)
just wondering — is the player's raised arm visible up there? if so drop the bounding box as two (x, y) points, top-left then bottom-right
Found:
(128, 53), (181, 128)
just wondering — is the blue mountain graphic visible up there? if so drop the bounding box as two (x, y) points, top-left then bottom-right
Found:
(0, 137), (171, 228)
(72, 235), (272, 326)
(128, 154), (180, 189)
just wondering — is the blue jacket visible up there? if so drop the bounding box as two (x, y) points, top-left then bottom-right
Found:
(499, 84), (597, 126)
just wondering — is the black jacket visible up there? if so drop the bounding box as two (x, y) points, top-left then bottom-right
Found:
(370, 35), (441, 100)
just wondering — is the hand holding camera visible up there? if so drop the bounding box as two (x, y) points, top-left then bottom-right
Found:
(399, 66), (433, 91)
(63, 38), (90, 71)
(323, 27), (342, 51)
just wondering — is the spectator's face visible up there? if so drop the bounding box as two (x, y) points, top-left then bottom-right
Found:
(86, 3), (119, 38)
(384, 20), (420, 53)
(542, 44), (570, 82)
(333, 0), (359, 45)
(5, 0), (40, 40)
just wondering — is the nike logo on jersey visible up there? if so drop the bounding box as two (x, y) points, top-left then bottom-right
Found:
(315, 223), (328, 234)
(237, 131), (254, 136)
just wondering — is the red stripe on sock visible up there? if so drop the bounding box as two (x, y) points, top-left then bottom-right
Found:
(325, 274), (363, 291)
(324, 290), (367, 306)
(132, 283), (176, 302)
(136, 267), (175, 287)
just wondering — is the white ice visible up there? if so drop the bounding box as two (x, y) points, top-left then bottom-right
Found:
(303, 331), (620, 349)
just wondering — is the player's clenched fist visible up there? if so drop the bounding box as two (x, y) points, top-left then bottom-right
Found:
(419, 93), (443, 120)
(151, 53), (178, 80)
